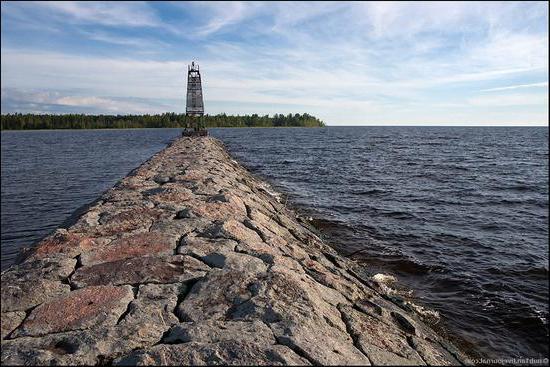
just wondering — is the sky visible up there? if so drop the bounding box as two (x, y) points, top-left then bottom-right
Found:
(0, 1), (548, 126)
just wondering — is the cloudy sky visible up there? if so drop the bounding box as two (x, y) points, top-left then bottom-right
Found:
(1, 1), (548, 125)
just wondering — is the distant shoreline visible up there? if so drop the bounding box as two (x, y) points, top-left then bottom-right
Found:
(2, 125), (548, 131)
(0, 126), (325, 131)
(0, 113), (326, 130)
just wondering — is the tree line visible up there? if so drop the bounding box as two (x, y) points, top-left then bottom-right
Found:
(0, 113), (325, 130)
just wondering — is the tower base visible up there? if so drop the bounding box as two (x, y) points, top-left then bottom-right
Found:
(182, 129), (208, 137)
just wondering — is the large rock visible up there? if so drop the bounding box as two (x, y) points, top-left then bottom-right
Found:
(79, 232), (175, 266)
(71, 255), (209, 288)
(338, 304), (425, 365)
(12, 285), (134, 337)
(1, 284), (185, 365)
(21, 229), (96, 261)
(114, 321), (310, 366)
(114, 341), (310, 366)
(203, 219), (263, 244)
(186, 193), (247, 221)
(1, 257), (76, 312)
(1, 311), (26, 339)
(93, 207), (164, 236)
(0, 279), (70, 313)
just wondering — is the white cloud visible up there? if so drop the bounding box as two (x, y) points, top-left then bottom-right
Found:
(358, 1), (475, 39)
(39, 1), (161, 28)
(1, 88), (170, 114)
(192, 1), (257, 36)
(468, 93), (549, 107)
(480, 82), (548, 92)
(79, 30), (170, 49)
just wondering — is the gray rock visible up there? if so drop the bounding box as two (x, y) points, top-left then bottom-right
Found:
(175, 207), (196, 219)
(114, 341), (311, 366)
(162, 320), (275, 344)
(1, 278), (71, 313)
(121, 282), (310, 367)
(71, 255), (208, 288)
(338, 304), (425, 365)
(12, 285), (134, 337)
(153, 175), (171, 185)
(1, 329), (108, 366)
(1, 311), (26, 339)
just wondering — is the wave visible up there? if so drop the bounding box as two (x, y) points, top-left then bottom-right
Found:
(486, 265), (549, 279)
(374, 210), (419, 220)
(351, 188), (387, 196)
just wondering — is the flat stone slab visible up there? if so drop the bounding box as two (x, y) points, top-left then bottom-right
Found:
(1, 137), (469, 365)
(115, 320), (310, 366)
(92, 207), (164, 236)
(71, 255), (209, 288)
(20, 229), (96, 261)
(12, 285), (134, 337)
(79, 232), (176, 266)
(1, 257), (76, 312)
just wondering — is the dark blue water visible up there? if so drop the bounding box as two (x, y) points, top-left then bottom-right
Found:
(1, 127), (548, 360)
(1, 129), (182, 268)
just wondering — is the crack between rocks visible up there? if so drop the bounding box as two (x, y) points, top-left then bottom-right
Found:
(6, 324), (94, 340)
(96, 354), (115, 366)
(224, 297), (253, 321)
(281, 225), (303, 245)
(116, 286), (138, 325)
(242, 219), (269, 244)
(147, 219), (156, 233)
(4, 303), (40, 340)
(437, 340), (465, 366)
(301, 266), (338, 290)
(295, 259), (357, 305)
(351, 303), (395, 330)
(244, 203), (253, 219)
(252, 320), (314, 365)
(406, 336), (429, 366)
(272, 334), (319, 366)
(173, 278), (202, 322)
(321, 251), (346, 271)
(183, 252), (215, 269)
(65, 255), (82, 291)
(178, 228), (200, 244)
(152, 327), (190, 346)
(233, 246), (275, 270)
(336, 304), (374, 366)
(346, 268), (380, 294)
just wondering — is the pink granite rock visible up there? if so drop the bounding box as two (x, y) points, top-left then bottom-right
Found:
(13, 285), (134, 337)
(79, 232), (175, 266)
(24, 229), (96, 260)
(71, 255), (209, 288)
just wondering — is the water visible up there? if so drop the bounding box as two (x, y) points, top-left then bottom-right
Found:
(1, 129), (182, 269)
(1, 127), (548, 360)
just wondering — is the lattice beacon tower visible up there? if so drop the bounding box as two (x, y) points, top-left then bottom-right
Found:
(183, 61), (207, 136)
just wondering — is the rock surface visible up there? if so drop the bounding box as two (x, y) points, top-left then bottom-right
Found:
(1, 136), (469, 365)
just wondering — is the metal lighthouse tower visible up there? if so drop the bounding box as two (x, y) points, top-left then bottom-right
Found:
(183, 61), (207, 136)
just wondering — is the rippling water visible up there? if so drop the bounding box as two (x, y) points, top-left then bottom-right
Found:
(1, 129), (182, 269)
(1, 127), (548, 360)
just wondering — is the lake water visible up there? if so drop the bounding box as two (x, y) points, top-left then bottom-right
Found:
(1, 127), (548, 360)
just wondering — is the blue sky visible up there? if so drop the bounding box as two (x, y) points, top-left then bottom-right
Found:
(1, 1), (548, 125)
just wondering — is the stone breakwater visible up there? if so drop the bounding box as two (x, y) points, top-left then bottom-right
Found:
(1, 137), (468, 366)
